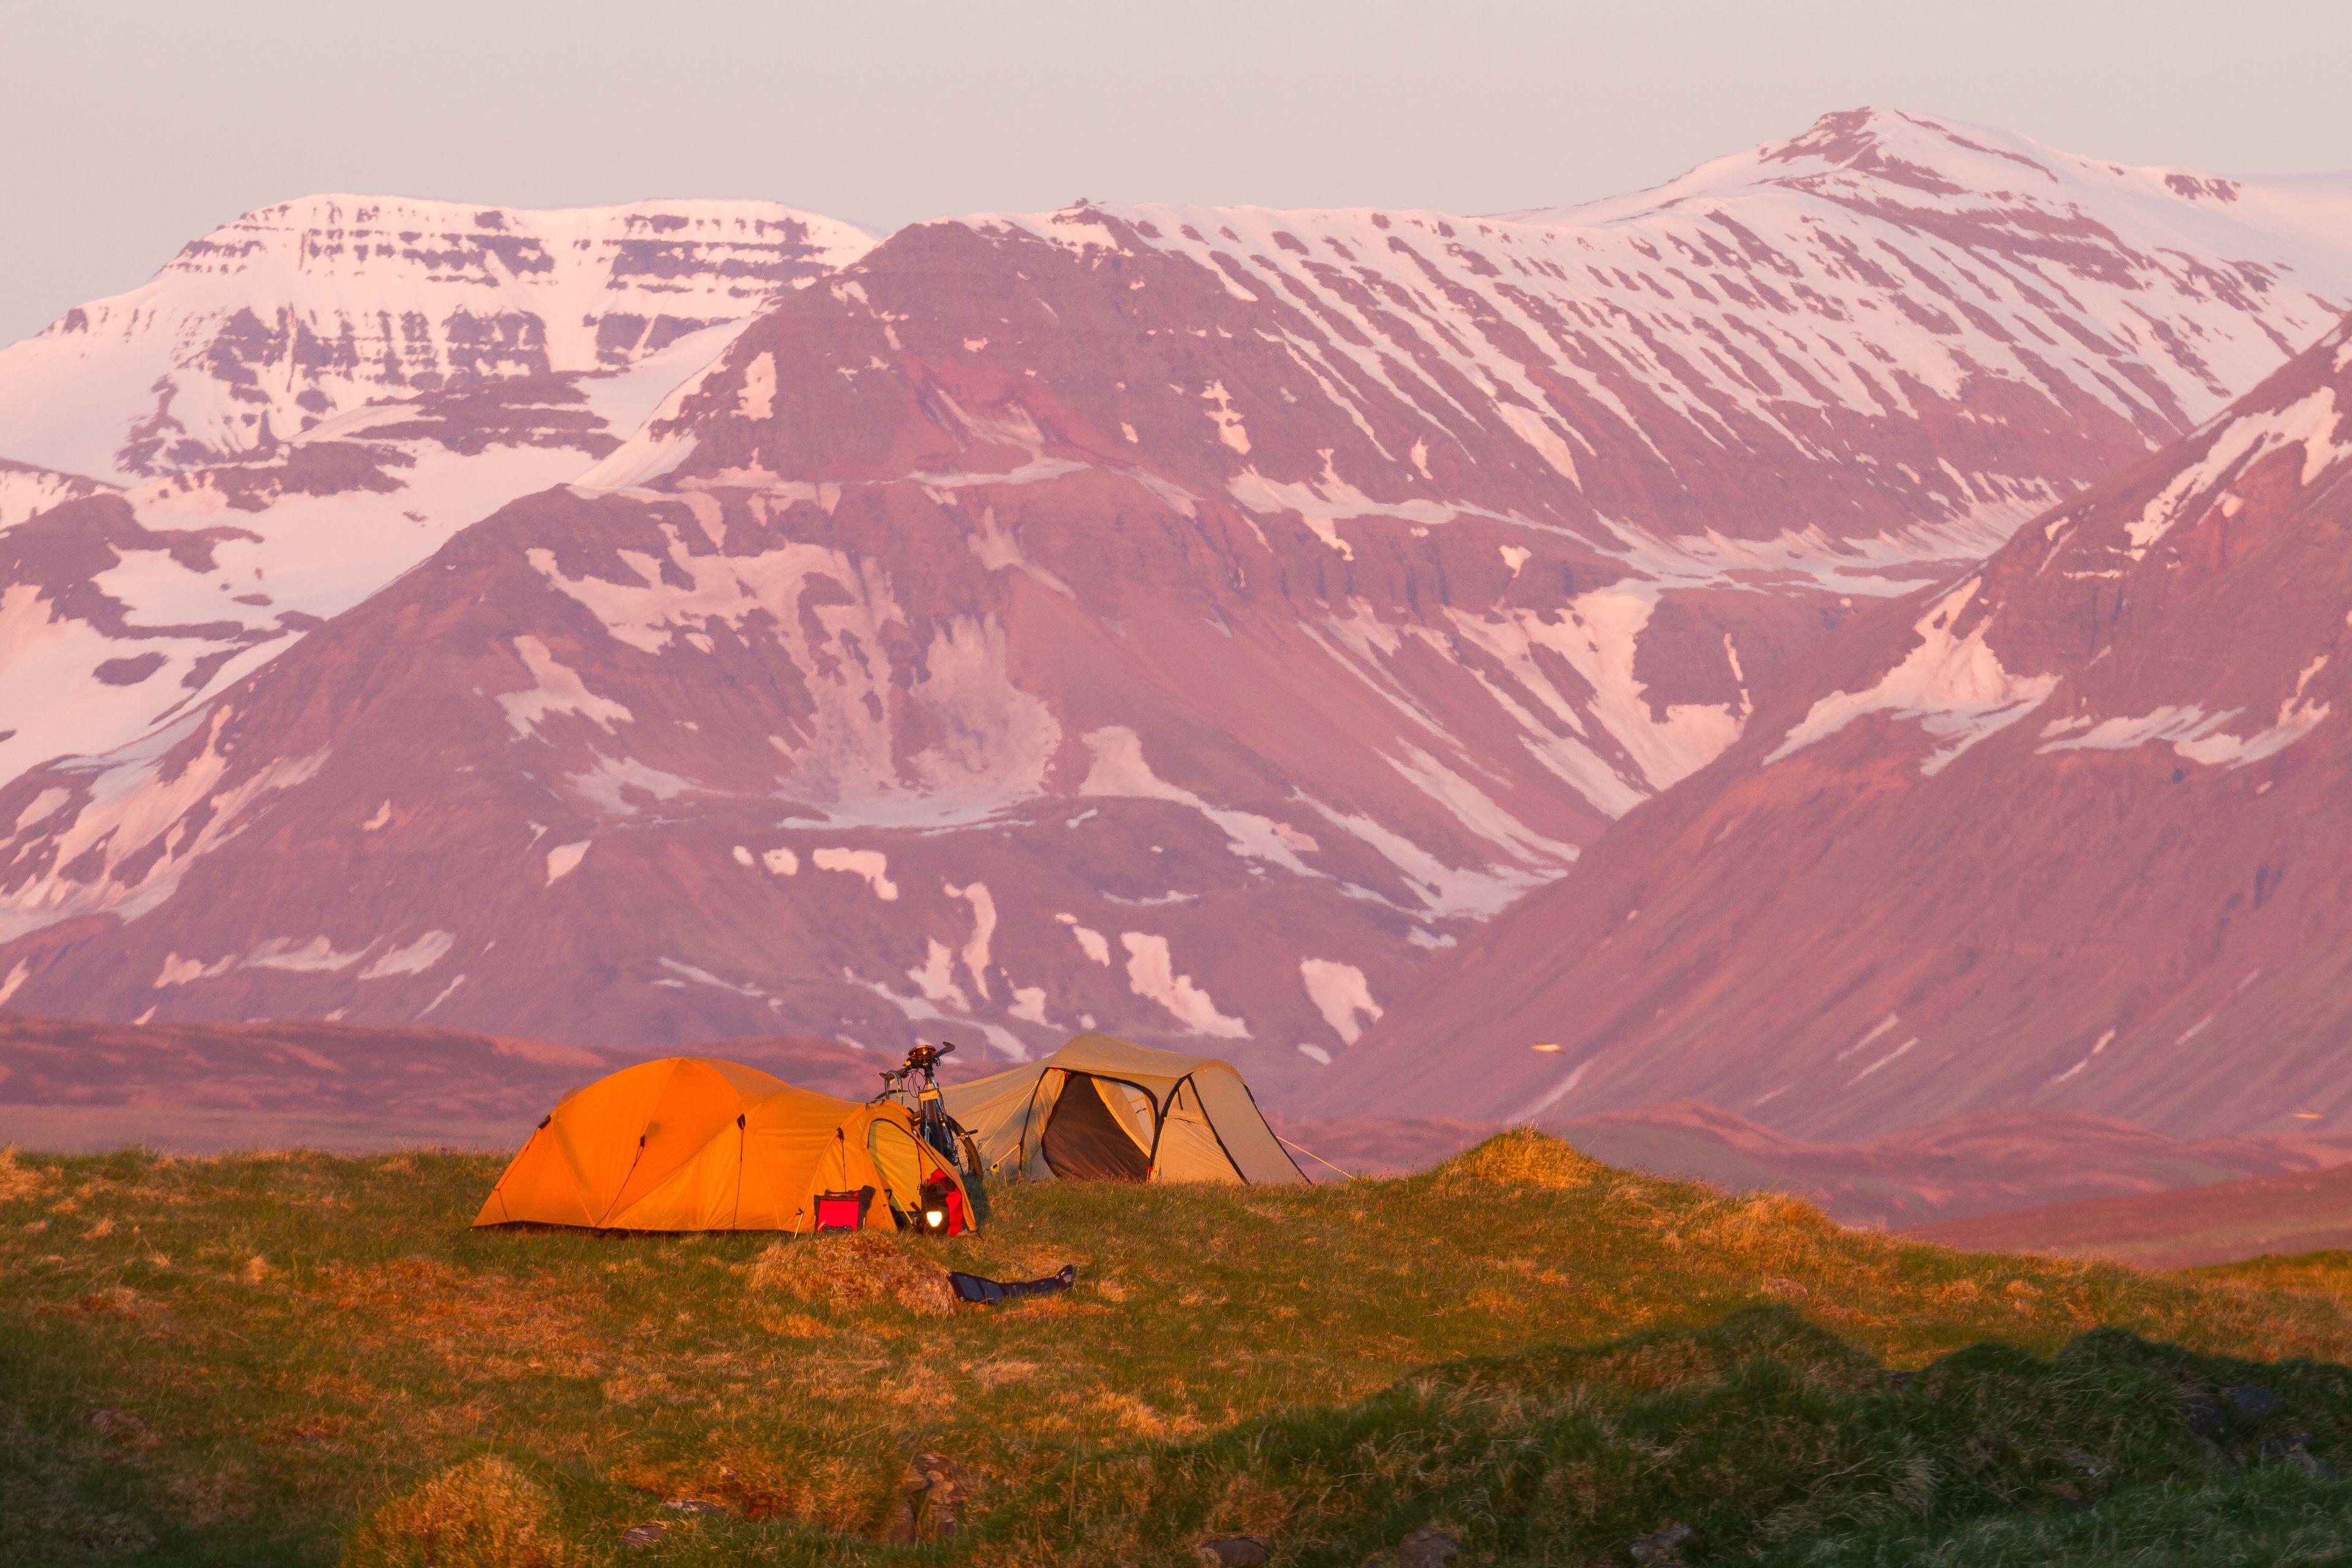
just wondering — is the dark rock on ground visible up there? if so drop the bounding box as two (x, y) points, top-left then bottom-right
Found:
(885, 1449), (964, 1542)
(2224, 1384), (2285, 1425)
(1633, 1522), (1697, 1564)
(619, 1521), (667, 1548)
(1202, 1536), (1268, 1566)
(2183, 1395), (2227, 1438)
(2283, 1449), (2343, 1480)
(85, 1408), (146, 1442)
(1398, 1523), (1460, 1568)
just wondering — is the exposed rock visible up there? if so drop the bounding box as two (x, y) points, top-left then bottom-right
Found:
(2282, 1449), (2342, 1480)
(84, 1408), (146, 1443)
(883, 1449), (963, 1542)
(620, 1520), (668, 1548)
(2183, 1395), (2227, 1438)
(1398, 1522), (1460, 1567)
(2224, 1385), (2285, 1426)
(1632, 1522), (1697, 1565)
(1200, 1536), (1269, 1566)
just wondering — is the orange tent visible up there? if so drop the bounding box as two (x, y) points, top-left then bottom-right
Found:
(473, 1056), (974, 1233)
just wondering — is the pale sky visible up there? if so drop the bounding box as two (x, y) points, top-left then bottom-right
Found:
(6, 0), (2351, 346)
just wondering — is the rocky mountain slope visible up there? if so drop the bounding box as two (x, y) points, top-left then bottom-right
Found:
(0, 195), (875, 484)
(0, 199), (875, 790)
(5, 111), (2352, 1097)
(1327, 306), (2352, 1137)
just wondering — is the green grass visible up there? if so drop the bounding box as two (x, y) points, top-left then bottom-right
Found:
(5, 1131), (2352, 1565)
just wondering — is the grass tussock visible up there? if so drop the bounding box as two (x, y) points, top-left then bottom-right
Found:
(343, 1456), (569, 1568)
(1436, 1123), (1605, 1188)
(747, 1229), (957, 1315)
(6, 1131), (2352, 1565)
(0, 1145), (48, 1201)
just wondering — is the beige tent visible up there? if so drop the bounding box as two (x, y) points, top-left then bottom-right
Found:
(943, 1033), (1305, 1185)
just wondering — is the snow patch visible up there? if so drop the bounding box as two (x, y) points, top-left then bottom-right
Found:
(737, 351), (777, 421)
(814, 847), (899, 900)
(1769, 579), (2057, 774)
(1299, 959), (1383, 1046)
(1525, 1060), (1590, 1119)
(1201, 380), (1251, 455)
(1008, 985), (1050, 1026)
(1836, 1013), (1901, 1063)
(1057, 912), (1112, 966)
(2048, 1028), (2117, 1086)
(499, 636), (633, 739)
(359, 930), (454, 980)
(0, 708), (328, 944)
(661, 957), (766, 998)
(907, 939), (969, 1009)
(567, 755), (695, 815)
(1080, 727), (1321, 875)
(1848, 1037), (1918, 1085)
(2127, 387), (2350, 557)
(241, 935), (371, 974)
(418, 973), (467, 1018)
(545, 840), (592, 885)
(154, 953), (234, 987)
(1119, 932), (1248, 1038)
(848, 971), (1030, 1061)
(946, 881), (997, 1000)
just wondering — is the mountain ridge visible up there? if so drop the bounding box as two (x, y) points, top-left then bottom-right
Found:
(7, 110), (2352, 1110)
(1322, 304), (2352, 1137)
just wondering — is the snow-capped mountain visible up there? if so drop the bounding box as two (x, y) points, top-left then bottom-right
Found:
(4, 110), (2352, 1100)
(0, 199), (874, 788)
(1323, 307), (2352, 1139)
(0, 195), (874, 484)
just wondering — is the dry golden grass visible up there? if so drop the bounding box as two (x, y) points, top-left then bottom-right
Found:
(747, 1230), (957, 1315)
(342, 1456), (569, 1568)
(608, 1440), (895, 1535)
(1441, 1123), (1604, 1188)
(0, 1146), (47, 1201)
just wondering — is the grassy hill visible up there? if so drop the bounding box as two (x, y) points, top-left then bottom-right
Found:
(7, 1130), (2352, 1565)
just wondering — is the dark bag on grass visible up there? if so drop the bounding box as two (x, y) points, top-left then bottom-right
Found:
(949, 1264), (1076, 1305)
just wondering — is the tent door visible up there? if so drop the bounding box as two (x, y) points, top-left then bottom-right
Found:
(1040, 1073), (1154, 1182)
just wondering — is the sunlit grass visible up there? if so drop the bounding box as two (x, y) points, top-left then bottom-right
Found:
(4, 1131), (2350, 1563)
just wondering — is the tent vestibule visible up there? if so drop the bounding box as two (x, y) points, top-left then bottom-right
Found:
(944, 1033), (1303, 1185)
